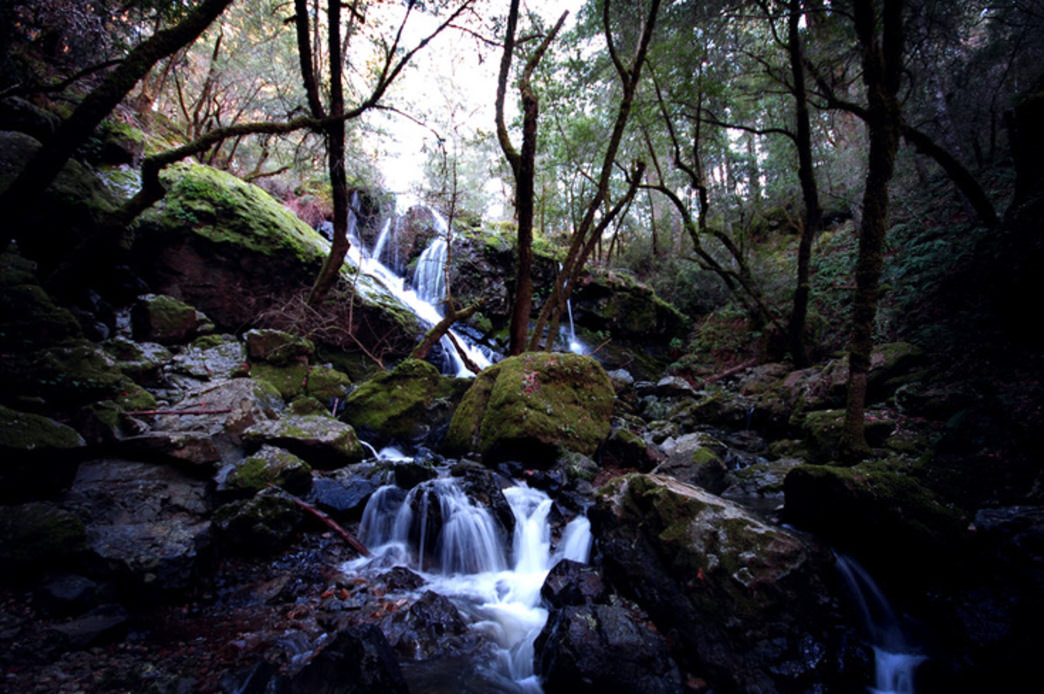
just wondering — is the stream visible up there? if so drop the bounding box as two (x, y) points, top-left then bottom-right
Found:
(344, 474), (591, 693)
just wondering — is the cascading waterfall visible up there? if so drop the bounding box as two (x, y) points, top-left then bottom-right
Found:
(333, 196), (491, 377)
(835, 554), (926, 694)
(348, 477), (592, 693)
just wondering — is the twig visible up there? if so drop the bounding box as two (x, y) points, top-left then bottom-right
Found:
(267, 483), (371, 557)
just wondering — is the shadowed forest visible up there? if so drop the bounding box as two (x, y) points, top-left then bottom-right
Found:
(1, 1), (1043, 693)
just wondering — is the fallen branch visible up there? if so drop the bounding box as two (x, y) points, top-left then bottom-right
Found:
(125, 408), (233, 415)
(267, 483), (371, 557)
(704, 357), (758, 384)
(409, 302), (482, 372)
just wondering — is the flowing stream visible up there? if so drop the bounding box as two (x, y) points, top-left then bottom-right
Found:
(835, 554), (926, 694)
(345, 476), (591, 693)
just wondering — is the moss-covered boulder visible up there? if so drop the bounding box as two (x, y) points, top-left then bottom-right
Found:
(213, 488), (304, 554)
(169, 335), (247, 382)
(652, 432), (729, 493)
(592, 473), (852, 692)
(0, 404), (86, 500)
(102, 337), (173, 379)
(0, 502), (88, 577)
(244, 328), (315, 365)
(131, 293), (210, 345)
(444, 352), (614, 465)
(305, 365), (352, 402)
(129, 163), (420, 358)
(243, 414), (366, 469)
(782, 462), (966, 591)
(250, 362), (311, 400)
(222, 445), (312, 497)
(23, 340), (156, 411)
(802, 408), (897, 464)
(149, 377), (284, 445)
(573, 270), (689, 341)
(341, 359), (464, 446)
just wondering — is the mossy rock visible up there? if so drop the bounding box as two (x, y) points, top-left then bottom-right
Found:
(802, 408), (896, 464)
(0, 252), (83, 352)
(0, 502), (88, 576)
(0, 404), (86, 451)
(131, 294), (207, 345)
(213, 489), (304, 555)
(288, 395), (329, 415)
(305, 365), (352, 402)
(170, 338), (248, 381)
(243, 414), (366, 469)
(444, 352), (614, 465)
(244, 328), (316, 365)
(224, 445), (312, 497)
(782, 462), (966, 590)
(250, 363), (311, 400)
(17, 340), (145, 411)
(102, 336), (172, 377)
(341, 359), (454, 444)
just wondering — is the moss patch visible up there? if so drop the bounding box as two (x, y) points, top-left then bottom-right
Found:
(341, 359), (442, 441)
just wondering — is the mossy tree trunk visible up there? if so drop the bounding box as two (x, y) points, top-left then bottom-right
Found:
(841, 0), (904, 459)
(495, 1), (567, 355)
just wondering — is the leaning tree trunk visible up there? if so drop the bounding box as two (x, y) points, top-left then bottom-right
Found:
(841, 0), (904, 459)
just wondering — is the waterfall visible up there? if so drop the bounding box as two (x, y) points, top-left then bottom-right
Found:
(332, 198), (491, 377)
(835, 554), (926, 694)
(347, 477), (592, 693)
(413, 236), (448, 306)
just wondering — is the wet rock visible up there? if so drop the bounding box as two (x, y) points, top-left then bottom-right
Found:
(116, 430), (224, 471)
(131, 293), (211, 345)
(102, 336), (172, 380)
(379, 566), (426, 593)
(0, 404), (86, 500)
(26, 340), (157, 411)
(245, 328), (315, 365)
(444, 352), (614, 465)
(285, 624), (408, 694)
(34, 574), (99, 616)
(222, 445), (313, 497)
(392, 460), (438, 489)
(601, 427), (662, 472)
(802, 408), (896, 463)
(381, 590), (475, 660)
(244, 414), (366, 469)
(310, 475), (377, 520)
(541, 560), (608, 608)
(342, 359), (463, 447)
(45, 603), (129, 652)
(213, 488), (304, 554)
(0, 502), (88, 577)
(61, 459), (212, 593)
(450, 460), (516, 537)
(536, 602), (683, 694)
(0, 250), (83, 352)
(593, 472), (850, 692)
(653, 432), (730, 494)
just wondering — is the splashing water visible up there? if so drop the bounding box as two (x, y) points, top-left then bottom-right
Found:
(347, 477), (592, 692)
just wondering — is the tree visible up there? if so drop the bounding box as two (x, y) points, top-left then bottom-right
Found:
(495, 0), (568, 355)
(840, 0), (904, 457)
(528, 0), (662, 351)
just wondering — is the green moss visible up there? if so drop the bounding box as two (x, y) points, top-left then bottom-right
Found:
(341, 359), (441, 440)
(0, 404), (86, 450)
(251, 363), (310, 400)
(28, 340), (142, 407)
(305, 365), (352, 401)
(289, 395), (328, 415)
(115, 382), (157, 411)
(245, 328), (316, 365)
(228, 445), (311, 495)
(192, 333), (235, 350)
(0, 502), (87, 571)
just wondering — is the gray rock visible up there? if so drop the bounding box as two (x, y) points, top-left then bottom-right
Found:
(243, 414), (366, 469)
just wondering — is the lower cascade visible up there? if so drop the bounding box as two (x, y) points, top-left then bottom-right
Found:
(346, 476), (591, 692)
(835, 554), (927, 694)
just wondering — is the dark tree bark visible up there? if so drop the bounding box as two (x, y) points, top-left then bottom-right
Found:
(1, 0), (234, 234)
(841, 0), (904, 459)
(786, 0), (823, 367)
(496, 1), (567, 355)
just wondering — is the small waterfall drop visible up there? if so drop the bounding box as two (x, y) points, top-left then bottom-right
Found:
(835, 554), (926, 694)
(347, 477), (592, 693)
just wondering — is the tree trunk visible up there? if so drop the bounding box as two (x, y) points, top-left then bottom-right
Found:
(786, 0), (823, 368)
(308, 0), (350, 306)
(841, 0), (904, 459)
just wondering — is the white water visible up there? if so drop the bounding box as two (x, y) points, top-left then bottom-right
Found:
(347, 478), (592, 692)
(835, 554), (926, 694)
(338, 197), (491, 377)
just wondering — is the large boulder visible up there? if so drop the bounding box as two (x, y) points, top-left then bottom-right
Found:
(782, 462), (966, 594)
(60, 459), (212, 594)
(128, 163), (421, 357)
(341, 359), (465, 447)
(0, 502), (88, 578)
(592, 473), (857, 693)
(149, 377), (284, 447)
(444, 352), (614, 465)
